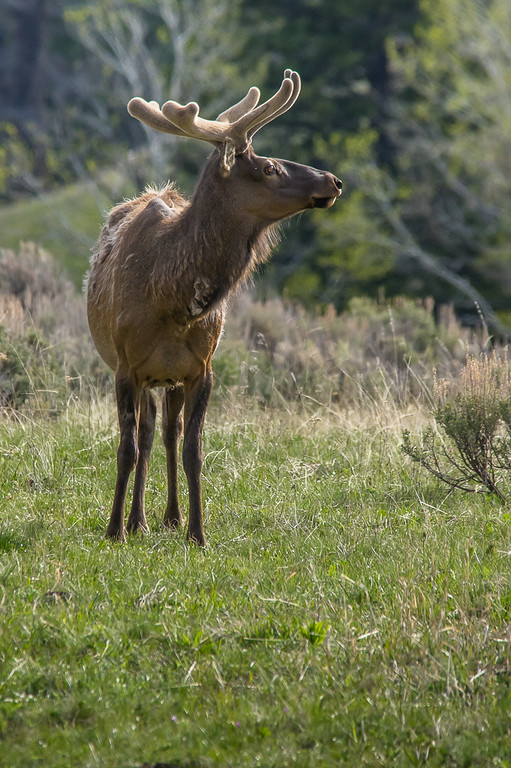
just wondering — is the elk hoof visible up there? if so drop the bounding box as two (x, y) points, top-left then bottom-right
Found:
(163, 517), (181, 531)
(163, 510), (182, 529)
(105, 526), (126, 542)
(126, 517), (149, 535)
(186, 530), (207, 548)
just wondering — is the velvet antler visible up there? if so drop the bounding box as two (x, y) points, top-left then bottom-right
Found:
(127, 70), (301, 157)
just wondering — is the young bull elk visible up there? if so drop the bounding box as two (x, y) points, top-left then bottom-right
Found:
(87, 69), (342, 545)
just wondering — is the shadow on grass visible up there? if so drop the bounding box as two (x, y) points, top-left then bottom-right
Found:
(141, 762), (204, 768)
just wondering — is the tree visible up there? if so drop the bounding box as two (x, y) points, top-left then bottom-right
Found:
(65, 0), (257, 187)
(234, 0), (418, 301)
(305, 0), (511, 329)
(387, 0), (511, 319)
(0, 0), (62, 197)
(0, 0), (257, 197)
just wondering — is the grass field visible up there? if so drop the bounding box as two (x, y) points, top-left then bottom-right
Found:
(1, 392), (511, 767)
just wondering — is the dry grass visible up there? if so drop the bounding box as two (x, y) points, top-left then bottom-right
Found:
(1, 243), (501, 415)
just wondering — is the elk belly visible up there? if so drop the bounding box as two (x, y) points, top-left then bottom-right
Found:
(133, 339), (204, 389)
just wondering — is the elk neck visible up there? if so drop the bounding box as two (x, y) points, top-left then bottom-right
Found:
(180, 151), (278, 298)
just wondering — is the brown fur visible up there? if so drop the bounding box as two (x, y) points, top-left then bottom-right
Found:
(87, 94), (341, 546)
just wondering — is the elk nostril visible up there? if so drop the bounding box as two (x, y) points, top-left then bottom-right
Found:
(334, 178), (343, 191)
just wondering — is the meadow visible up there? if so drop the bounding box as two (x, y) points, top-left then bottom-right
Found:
(1, 246), (511, 767)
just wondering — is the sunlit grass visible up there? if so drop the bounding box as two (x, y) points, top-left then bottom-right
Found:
(1, 394), (511, 767)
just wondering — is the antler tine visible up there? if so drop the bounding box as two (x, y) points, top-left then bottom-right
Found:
(216, 86), (261, 123)
(127, 97), (190, 137)
(163, 73), (298, 149)
(161, 100), (233, 144)
(243, 70), (301, 141)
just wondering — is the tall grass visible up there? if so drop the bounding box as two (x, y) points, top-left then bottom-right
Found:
(0, 243), (497, 411)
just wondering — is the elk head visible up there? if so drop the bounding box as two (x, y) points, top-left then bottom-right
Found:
(127, 69), (342, 224)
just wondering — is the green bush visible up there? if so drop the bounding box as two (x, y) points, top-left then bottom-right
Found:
(402, 352), (511, 499)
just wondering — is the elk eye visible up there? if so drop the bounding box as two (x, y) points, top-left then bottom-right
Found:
(264, 162), (277, 176)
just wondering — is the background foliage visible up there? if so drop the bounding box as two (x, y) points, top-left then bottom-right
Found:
(1, 0), (510, 327)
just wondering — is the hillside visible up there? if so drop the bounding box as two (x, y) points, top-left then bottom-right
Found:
(0, 173), (132, 288)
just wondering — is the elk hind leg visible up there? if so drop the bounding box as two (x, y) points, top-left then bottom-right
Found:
(162, 385), (185, 529)
(127, 389), (156, 534)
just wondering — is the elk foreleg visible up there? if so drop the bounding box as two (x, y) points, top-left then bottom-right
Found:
(106, 373), (140, 541)
(126, 389), (156, 534)
(182, 366), (213, 546)
(162, 385), (185, 529)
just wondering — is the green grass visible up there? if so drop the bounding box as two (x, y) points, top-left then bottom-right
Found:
(1, 396), (511, 767)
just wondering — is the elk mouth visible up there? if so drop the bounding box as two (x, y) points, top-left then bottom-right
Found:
(312, 195), (338, 209)
(311, 176), (342, 208)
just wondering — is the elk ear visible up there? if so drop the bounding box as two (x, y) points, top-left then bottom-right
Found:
(219, 140), (237, 178)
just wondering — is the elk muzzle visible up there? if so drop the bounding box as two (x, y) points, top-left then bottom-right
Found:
(311, 173), (342, 209)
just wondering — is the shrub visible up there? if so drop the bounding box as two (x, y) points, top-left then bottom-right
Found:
(215, 293), (488, 406)
(0, 243), (111, 413)
(402, 351), (511, 499)
(0, 242), (501, 414)
(0, 324), (68, 412)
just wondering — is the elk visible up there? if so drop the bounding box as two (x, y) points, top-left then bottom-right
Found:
(87, 69), (342, 545)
